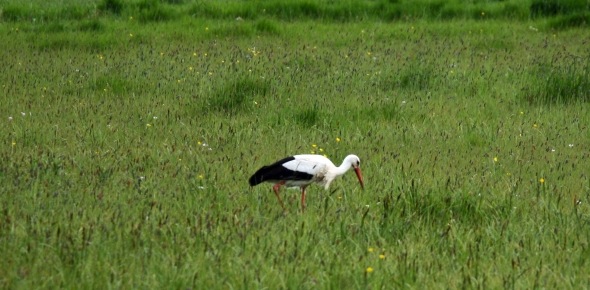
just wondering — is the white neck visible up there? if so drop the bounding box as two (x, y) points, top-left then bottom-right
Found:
(334, 157), (354, 176)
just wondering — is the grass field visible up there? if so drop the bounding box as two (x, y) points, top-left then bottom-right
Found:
(1, 0), (590, 289)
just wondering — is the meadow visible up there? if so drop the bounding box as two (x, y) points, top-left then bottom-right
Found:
(1, 0), (590, 289)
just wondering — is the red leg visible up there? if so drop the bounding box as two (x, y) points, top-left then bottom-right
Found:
(301, 186), (307, 212)
(272, 181), (286, 211)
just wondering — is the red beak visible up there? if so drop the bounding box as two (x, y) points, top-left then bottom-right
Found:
(354, 167), (364, 189)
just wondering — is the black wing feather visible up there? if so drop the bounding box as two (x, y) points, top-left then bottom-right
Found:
(249, 156), (314, 186)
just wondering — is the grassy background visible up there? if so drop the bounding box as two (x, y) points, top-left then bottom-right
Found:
(1, 0), (590, 289)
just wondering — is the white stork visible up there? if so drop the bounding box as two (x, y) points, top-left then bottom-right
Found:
(249, 154), (364, 211)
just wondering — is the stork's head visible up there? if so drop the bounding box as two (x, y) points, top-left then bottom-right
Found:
(345, 154), (364, 189)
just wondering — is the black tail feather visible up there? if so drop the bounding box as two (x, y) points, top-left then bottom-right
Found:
(249, 165), (273, 186)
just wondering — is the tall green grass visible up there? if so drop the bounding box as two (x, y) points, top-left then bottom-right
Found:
(525, 55), (590, 104)
(2, 0), (589, 24)
(1, 1), (590, 289)
(207, 77), (270, 114)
